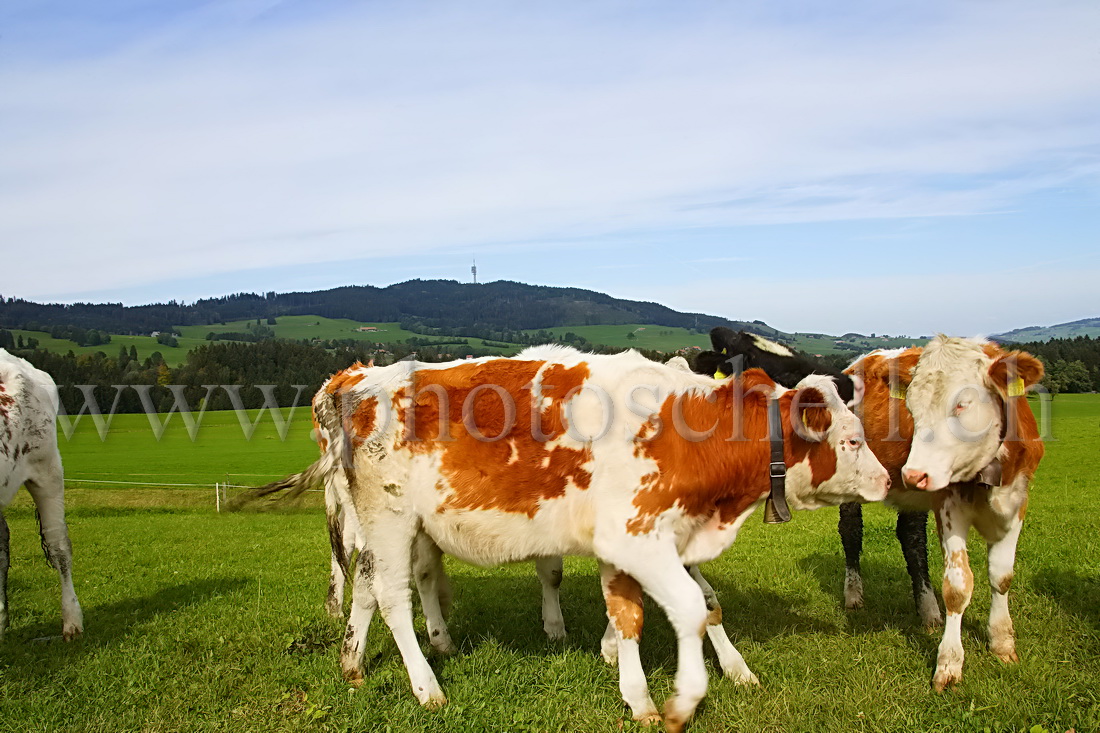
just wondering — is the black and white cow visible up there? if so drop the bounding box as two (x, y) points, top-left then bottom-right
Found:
(0, 349), (83, 641)
(695, 328), (940, 626)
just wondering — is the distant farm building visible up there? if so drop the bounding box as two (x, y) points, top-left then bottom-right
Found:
(357, 326), (379, 332)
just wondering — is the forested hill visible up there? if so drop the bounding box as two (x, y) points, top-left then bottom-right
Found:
(0, 279), (776, 337)
(992, 317), (1100, 343)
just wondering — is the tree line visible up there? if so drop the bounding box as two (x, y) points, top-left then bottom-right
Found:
(0, 279), (759, 336)
(5, 336), (667, 416)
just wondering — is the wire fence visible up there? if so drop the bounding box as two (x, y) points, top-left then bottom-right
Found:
(61, 474), (323, 511)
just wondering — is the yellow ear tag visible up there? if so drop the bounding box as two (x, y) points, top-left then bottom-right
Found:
(713, 370), (727, 380)
(802, 410), (809, 429)
(1007, 377), (1026, 397)
(890, 384), (907, 400)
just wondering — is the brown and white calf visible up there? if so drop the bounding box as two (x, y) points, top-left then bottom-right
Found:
(900, 336), (1044, 691)
(0, 349), (83, 641)
(312, 346), (888, 730)
(697, 330), (939, 625)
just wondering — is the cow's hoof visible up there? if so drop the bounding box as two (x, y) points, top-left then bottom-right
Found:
(430, 639), (457, 655)
(342, 669), (364, 687)
(62, 624), (83, 642)
(844, 575), (864, 610)
(544, 622), (567, 641)
(931, 667), (961, 692)
(662, 700), (694, 733)
(731, 670), (760, 687)
(992, 645), (1018, 664)
(419, 692), (447, 710)
(633, 712), (661, 726)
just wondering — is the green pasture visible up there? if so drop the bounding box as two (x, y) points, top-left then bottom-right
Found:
(524, 324), (712, 353)
(0, 396), (1098, 731)
(11, 329), (204, 366)
(180, 315), (519, 355)
(522, 324), (920, 358)
(787, 332), (921, 357)
(176, 316), (424, 346)
(14, 316), (928, 368)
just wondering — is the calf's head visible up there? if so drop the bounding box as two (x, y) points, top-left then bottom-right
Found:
(702, 327), (864, 407)
(902, 336), (1043, 491)
(782, 375), (890, 510)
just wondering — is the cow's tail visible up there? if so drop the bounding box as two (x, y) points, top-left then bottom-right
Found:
(225, 456), (329, 511)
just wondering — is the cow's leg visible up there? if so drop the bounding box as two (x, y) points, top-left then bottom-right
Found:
(688, 566), (758, 685)
(599, 562), (659, 723)
(896, 510), (942, 627)
(324, 483), (349, 618)
(412, 533), (456, 654)
(985, 515), (1024, 664)
(604, 550), (709, 733)
(0, 511), (9, 638)
(932, 496), (973, 692)
(838, 502), (864, 609)
(340, 549), (378, 685)
(535, 556), (566, 640)
(25, 468), (82, 641)
(600, 619), (618, 665)
(362, 517), (446, 708)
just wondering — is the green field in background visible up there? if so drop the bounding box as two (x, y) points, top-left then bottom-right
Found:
(11, 329), (204, 366)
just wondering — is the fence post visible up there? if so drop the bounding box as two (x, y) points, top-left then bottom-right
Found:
(216, 482), (221, 513)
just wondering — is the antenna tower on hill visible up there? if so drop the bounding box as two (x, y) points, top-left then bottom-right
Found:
(471, 259), (478, 284)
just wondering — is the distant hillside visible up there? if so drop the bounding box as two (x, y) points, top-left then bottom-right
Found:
(993, 317), (1100, 343)
(0, 279), (775, 337)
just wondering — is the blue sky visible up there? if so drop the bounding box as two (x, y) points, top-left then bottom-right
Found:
(1, 0), (1098, 336)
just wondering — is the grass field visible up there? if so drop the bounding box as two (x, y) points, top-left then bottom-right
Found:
(524, 324), (921, 358)
(524, 324), (713, 353)
(0, 397), (1097, 731)
(175, 316), (425, 346)
(15, 316), (927, 368)
(787, 332), (922, 357)
(13, 317), (516, 367)
(11, 329), (206, 366)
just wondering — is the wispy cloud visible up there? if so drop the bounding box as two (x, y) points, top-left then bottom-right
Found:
(1, 0), (1098, 329)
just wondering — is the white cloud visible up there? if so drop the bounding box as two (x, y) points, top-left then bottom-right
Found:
(1, 0), (1098, 306)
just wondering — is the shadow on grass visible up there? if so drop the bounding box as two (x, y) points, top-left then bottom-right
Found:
(1031, 566), (1100, 630)
(347, 566), (856, 675)
(794, 551), (945, 664)
(1, 577), (249, 679)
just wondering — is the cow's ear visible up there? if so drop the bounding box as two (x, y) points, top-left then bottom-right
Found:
(791, 386), (832, 441)
(988, 351), (1044, 397)
(693, 351), (727, 378)
(708, 327), (738, 354)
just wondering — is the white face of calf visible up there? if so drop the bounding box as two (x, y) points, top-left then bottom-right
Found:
(784, 375), (891, 510)
(902, 336), (1042, 491)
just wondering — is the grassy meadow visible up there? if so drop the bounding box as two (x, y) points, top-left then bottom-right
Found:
(0, 396), (1097, 731)
(175, 316), (425, 346)
(525, 324), (712, 353)
(11, 329), (205, 366)
(14, 316), (929, 368)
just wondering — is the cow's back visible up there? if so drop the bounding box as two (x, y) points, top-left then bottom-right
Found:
(0, 349), (60, 507)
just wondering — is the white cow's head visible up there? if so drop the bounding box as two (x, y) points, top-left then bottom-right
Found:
(901, 336), (1043, 491)
(783, 375), (891, 510)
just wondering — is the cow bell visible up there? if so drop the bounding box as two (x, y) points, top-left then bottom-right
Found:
(763, 494), (792, 524)
(764, 460), (792, 524)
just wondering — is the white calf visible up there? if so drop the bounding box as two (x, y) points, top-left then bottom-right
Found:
(0, 349), (82, 641)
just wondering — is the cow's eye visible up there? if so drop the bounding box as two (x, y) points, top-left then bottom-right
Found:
(953, 401), (970, 415)
(846, 438), (862, 449)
